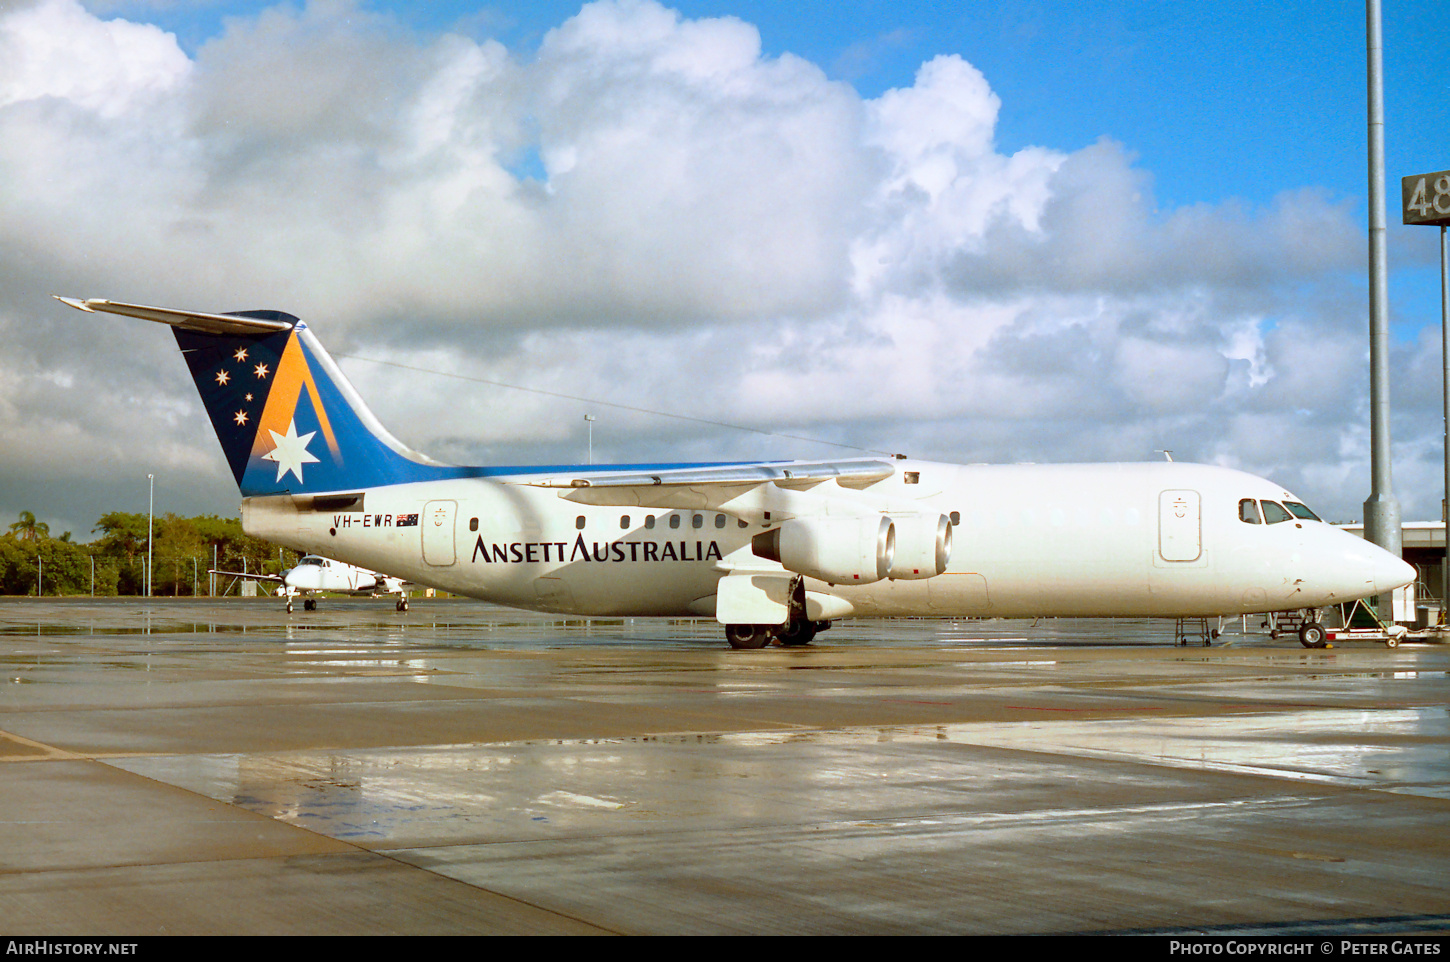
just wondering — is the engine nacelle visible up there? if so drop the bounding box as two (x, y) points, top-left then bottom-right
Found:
(752, 516), (895, 585)
(886, 514), (952, 580)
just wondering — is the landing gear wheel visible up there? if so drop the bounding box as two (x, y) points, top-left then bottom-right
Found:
(396, 597), (409, 612)
(725, 624), (772, 649)
(285, 600), (293, 613)
(777, 621), (818, 646)
(1298, 622), (1328, 649)
(303, 598), (317, 611)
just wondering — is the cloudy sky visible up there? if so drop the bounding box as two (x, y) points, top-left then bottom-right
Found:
(2, 0), (1447, 538)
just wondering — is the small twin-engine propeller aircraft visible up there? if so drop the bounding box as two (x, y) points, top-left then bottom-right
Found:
(57, 297), (1416, 649)
(211, 554), (411, 612)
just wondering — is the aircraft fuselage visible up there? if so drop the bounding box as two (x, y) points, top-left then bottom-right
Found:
(242, 460), (1405, 621)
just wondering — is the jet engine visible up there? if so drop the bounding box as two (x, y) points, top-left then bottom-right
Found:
(752, 516), (895, 585)
(885, 513), (952, 580)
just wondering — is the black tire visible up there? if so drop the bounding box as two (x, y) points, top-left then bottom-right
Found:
(725, 624), (772, 649)
(303, 598), (317, 611)
(777, 621), (817, 646)
(1299, 622), (1328, 649)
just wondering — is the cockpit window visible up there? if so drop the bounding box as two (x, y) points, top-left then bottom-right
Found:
(299, 557), (323, 566)
(1238, 499), (1262, 524)
(1261, 501), (1293, 524)
(1283, 501), (1321, 522)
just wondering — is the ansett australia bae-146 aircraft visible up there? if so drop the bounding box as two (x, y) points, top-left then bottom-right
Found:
(212, 555), (410, 613)
(58, 297), (1416, 649)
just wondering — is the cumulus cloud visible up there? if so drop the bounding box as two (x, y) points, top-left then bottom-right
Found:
(0, 0), (1432, 536)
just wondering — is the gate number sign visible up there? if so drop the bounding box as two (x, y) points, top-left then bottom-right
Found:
(1403, 169), (1450, 227)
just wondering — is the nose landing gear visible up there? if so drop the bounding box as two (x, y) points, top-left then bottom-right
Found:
(1298, 620), (1328, 648)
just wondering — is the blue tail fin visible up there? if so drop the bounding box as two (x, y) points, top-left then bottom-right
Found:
(57, 298), (457, 496)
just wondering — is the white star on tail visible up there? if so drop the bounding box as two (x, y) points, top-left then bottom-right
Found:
(261, 419), (320, 483)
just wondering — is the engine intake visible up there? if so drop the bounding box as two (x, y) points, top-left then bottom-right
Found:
(752, 516), (894, 585)
(886, 514), (952, 580)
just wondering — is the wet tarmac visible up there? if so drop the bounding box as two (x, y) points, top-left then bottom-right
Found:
(1, 597), (1447, 935)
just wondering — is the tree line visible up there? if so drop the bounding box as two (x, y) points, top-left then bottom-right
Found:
(2, 510), (299, 596)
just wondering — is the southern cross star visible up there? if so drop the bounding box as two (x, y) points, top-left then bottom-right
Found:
(261, 418), (320, 483)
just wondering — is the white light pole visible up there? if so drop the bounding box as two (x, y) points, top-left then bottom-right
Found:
(1363, 0), (1402, 558)
(584, 414), (596, 465)
(146, 473), (154, 598)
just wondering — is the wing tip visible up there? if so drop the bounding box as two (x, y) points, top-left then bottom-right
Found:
(53, 295), (95, 312)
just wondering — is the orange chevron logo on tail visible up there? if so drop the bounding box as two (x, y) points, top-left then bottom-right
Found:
(250, 333), (341, 463)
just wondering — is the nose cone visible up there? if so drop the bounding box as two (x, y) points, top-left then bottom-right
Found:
(282, 566), (320, 590)
(1299, 527), (1418, 606)
(1373, 552), (1417, 595)
(1340, 534), (1415, 596)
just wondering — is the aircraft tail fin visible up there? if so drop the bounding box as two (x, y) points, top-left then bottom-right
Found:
(56, 297), (455, 497)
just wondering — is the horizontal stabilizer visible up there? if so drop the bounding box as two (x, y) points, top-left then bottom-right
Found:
(54, 297), (295, 335)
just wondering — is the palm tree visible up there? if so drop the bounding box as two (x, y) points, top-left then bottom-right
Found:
(9, 510), (49, 542)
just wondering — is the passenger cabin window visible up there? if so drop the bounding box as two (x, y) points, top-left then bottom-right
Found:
(645, 515), (656, 529)
(575, 516), (586, 530)
(1239, 499), (1262, 524)
(669, 514), (681, 529)
(620, 515), (630, 529)
(949, 511), (960, 526)
(715, 514), (726, 529)
(692, 514), (703, 529)
(1261, 501), (1293, 524)
(1284, 501), (1321, 522)
(469, 517), (479, 532)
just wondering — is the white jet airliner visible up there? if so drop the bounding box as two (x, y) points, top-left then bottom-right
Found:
(57, 297), (1416, 649)
(212, 555), (410, 612)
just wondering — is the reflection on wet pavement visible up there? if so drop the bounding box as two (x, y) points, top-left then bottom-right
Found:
(3, 598), (1448, 934)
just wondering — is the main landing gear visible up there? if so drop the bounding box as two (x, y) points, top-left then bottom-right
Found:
(724, 620), (829, 649)
(723, 575), (828, 649)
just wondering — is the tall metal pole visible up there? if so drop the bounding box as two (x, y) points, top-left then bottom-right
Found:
(585, 414), (596, 465)
(146, 473), (154, 598)
(1442, 226), (1449, 621)
(1363, 0), (1403, 557)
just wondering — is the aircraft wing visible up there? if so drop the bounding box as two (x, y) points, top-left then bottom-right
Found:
(208, 568), (284, 583)
(525, 459), (897, 509)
